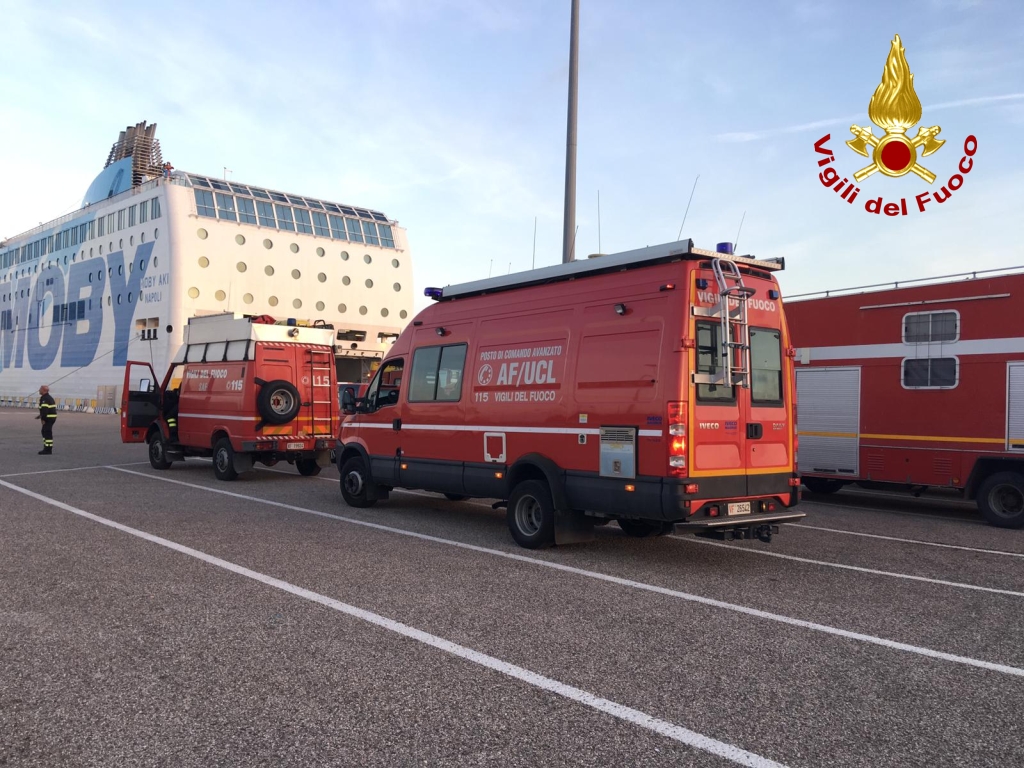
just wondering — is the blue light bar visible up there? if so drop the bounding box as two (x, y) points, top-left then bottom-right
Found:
(716, 242), (734, 255)
(424, 287), (443, 300)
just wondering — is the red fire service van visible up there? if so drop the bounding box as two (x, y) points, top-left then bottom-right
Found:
(337, 239), (804, 548)
(787, 267), (1024, 528)
(121, 313), (339, 480)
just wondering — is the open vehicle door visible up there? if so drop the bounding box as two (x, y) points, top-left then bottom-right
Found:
(120, 360), (161, 443)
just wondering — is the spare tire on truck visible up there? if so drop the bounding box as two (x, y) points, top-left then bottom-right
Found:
(257, 380), (301, 425)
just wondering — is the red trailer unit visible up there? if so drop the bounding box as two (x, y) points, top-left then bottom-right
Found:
(337, 239), (804, 549)
(786, 268), (1024, 528)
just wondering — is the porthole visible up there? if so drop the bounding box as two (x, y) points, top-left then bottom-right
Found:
(108, 268), (112, 278)
(317, 272), (327, 283)
(188, 287), (200, 299)
(381, 308), (389, 317)
(107, 296), (111, 306)
(290, 243), (299, 253)
(391, 258), (400, 268)
(268, 296), (279, 306)
(129, 263), (133, 273)
(215, 290), (226, 301)
(316, 247), (325, 257)
(89, 273), (93, 283)
(128, 292), (134, 303)
(263, 238), (273, 249)
(363, 254), (372, 264)
(198, 257), (210, 268)
(154, 256), (159, 267)
(119, 239), (123, 249)
(393, 282), (401, 292)
(130, 236), (135, 246)
(400, 310), (408, 319)
(359, 306), (368, 315)
(109, 242), (113, 251)
(236, 262), (247, 273)
(154, 228), (159, 239)
(291, 269), (301, 279)
(265, 266), (275, 276)
(117, 294), (123, 305)
(342, 276), (351, 286)
(197, 228), (209, 240)
(99, 245), (104, 255)
(243, 293), (254, 304)
(316, 301), (325, 311)
(338, 303), (347, 313)
(365, 279), (374, 288)
(293, 298), (302, 309)
(118, 265), (123, 275)
(235, 234), (245, 245)
(90, 248), (93, 257)
(340, 251), (349, 261)
(140, 232), (146, 243)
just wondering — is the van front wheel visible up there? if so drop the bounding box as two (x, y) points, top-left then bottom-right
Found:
(507, 480), (555, 549)
(340, 456), (376, 508)
(977, 471), (1024, 529)
(213, 438), (238, 482)
(296, 458), (321, 477)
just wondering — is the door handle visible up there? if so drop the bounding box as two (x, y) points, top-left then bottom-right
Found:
(393, 418), (402, 431)
(746, 423), (763, 440)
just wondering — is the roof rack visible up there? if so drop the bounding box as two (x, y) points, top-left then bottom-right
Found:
(786, 265), (1024, 302)
(434, 239), (784, 301)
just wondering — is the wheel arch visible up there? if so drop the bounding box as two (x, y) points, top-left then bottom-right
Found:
(507, 454), (568, 510)
(965, 457), (1024, 500)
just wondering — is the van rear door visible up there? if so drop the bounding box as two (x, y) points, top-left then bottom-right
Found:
(120, 361), (160, 443)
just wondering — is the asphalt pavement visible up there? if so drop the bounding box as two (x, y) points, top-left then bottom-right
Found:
(1, 409), (1021, 767)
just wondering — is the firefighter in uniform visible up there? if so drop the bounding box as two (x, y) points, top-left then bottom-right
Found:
(36, 385), (57, 455)
(164, 385), (180, 441)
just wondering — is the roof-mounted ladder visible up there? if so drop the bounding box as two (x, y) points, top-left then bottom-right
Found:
(692, 258), (757, 388)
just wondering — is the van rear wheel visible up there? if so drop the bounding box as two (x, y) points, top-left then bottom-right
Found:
(296, 458), (321, 477)
(802, 477), (845, 495)
(213, 438), (239, 481)
(340, 456), (376, 508)
(507, 480), (555, 549)
(977, 471), (1024, 529)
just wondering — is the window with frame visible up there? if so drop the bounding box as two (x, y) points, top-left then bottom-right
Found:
(365, 358), (404, 410)
(294, 208), (313, 234)
(409, 344), (468, 402)
(378, 224), (395, 248)
(275, 204), (295, 231)
(128, 205), (137, 227)
(345, 218), (364, 243)
(256, 201), (276, 227)
(903, 311), (958, 343)
(216, 193), (237, 221)
(194, 190), (216, 218)
(312, 211), (330, 237)
(329, 214), (347, 240)
(139, 201), (148, 223)
(151, 198), (161, 219)
(117, 209), (125, 230)
(695, 321), (734, 401)
(750, 327), (783, 405)
(237, 197), (257, 224)
(903, 357), (957, 389)
(362, 221), (380, 247)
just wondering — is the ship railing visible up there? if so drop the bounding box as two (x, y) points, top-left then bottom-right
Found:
(786, 265), (1024, 301)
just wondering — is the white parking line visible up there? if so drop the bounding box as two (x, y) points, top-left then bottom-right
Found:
(671, 537), (1024, 597)
(804, 499), (982, 525)
(0, 461), (150, 479)
(105, 466), (1024, 679)
(787, 523), (1024, 559)
(0, 477), (787, 768)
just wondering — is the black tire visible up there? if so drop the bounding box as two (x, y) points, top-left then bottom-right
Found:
(591, 518), (612, 527)
(976, 471), (1024, 529)
(618, 519), (674, 537)
(444, 493), (469, 501)
(256, 380), (302, 425)
(803, 477), (845, 495)
(507, 479), (555, 549)
(148, 434), (172, 470)
(213, 438), (239, 481)
(340, 456), (377, 508)
(297, 458), (322, 477)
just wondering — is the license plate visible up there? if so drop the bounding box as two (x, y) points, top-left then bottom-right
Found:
(286, 442), (305, 450)
(727, 502), (751, 516)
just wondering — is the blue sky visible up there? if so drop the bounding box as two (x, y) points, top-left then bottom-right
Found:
(1, 0), (1022, 313)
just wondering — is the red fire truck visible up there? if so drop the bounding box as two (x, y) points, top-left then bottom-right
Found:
(121, 313), (339, 480)
(336, 239), (804, 548)
(786, 267), (1024, 528)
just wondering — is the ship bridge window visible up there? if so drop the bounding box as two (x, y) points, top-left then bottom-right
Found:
(256, 201), (276, 227)
(285, 195), (306, 206)
(312, 211), (330, 237)
(190, 175), (211, 188)
(238, 197), (257, 225)
(323, 203), (341, 213)
(251, 188), (271, 200)
(275, 205), (295, 231)
(128, 205), (137, 227)
(329, 215), (347, 240)
(209, 179), (230, 192)
(229, 184), (252, 196)
(216, 193), (237, 221)
(903, 357), (958, 389)
(294, 208), (313, 234)
(340, 206), (357, 216)
(362, 222), (380, 247)
(269, 192), (289, 204)
(346, 218), (364, 243)
(356, 209), (374, 220)
(194, 190), (216, 218)
(140, 201), (149, 224)
(306, 199), (325, 210)
(151, 198), (161, 219)
(903, 310), (958, 344)
(372, 212), (389, 222)
(378, 224), (395, 248)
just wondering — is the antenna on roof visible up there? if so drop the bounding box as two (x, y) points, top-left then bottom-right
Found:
(735, 210), (747, 251)
(597, 190), (601, 254)
(488, 259), (493, 278)
(677, 174), (700, 241)
(532, 217), (537, 270)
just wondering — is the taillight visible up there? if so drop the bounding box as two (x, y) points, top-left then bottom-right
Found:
(668, 401), (687, 477)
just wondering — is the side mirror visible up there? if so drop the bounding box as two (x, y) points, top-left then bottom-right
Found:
(341, 386), (356, 414)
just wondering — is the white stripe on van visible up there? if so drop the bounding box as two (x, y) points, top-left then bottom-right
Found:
(341, 423), (663, 438)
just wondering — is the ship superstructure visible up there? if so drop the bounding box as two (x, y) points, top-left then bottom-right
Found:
(0, 122), (412, 409)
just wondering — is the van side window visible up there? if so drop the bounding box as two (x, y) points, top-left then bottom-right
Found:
(409, 343), (468, 402)
(750, 328), (783, 405)
(366, 359), (404, 410)
(695, 321), (734, 402)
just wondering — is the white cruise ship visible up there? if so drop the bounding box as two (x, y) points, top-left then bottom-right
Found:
(0, 121), (412, 409)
